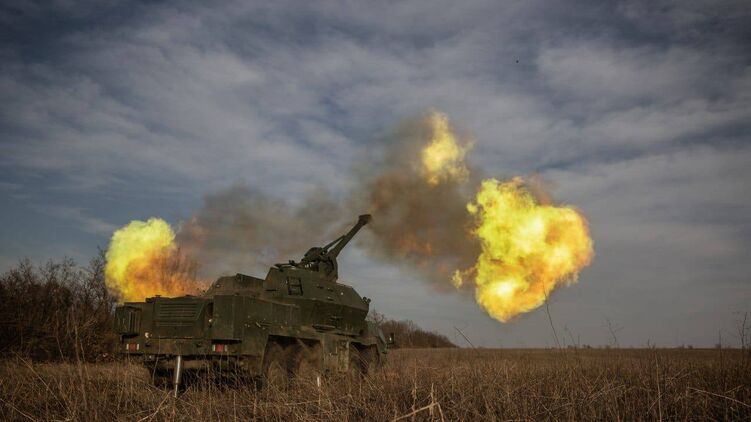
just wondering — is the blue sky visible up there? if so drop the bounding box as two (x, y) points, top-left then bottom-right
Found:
(1, 0), (750, 347)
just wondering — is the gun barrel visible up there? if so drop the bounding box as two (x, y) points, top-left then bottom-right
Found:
(327, 214), (372, 258)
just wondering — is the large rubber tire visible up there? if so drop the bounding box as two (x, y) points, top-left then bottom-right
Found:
(261, 342), (291, 389)
(347, 345), (381, 378)
(359, 346), (381, 376)
(292, 341), (322, 382)
(149, 367), (174, 388)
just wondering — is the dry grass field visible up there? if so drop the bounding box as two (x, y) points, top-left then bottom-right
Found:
(1, 348), (749, 421)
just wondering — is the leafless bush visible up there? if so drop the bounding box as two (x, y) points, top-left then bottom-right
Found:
(0, 253), (116, 361)
(369, 310), (455, 348)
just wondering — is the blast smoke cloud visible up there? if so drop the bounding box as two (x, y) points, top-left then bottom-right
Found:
(174, 111), (480, 287)
(354, 113), (480, 287)
(106, 110), (593, 323)
(176, 185), (345, 279)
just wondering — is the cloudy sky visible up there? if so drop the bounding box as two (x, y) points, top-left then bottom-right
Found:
(1, 0), (749, 347)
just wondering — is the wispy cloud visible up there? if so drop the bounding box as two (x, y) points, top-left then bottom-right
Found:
(1, 0), (749, 346)
(34, 205), (117, 235)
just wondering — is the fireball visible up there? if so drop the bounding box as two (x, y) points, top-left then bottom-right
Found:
(105, 218), (199, 302)
(417, 111), (594, 322)
(421, 111), (471, 185)
(454, 178), (594, 322)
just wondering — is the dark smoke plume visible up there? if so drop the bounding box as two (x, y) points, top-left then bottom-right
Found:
(352, 116), (480, 287)
(175, 185), (344, 279)
(173, 112), (479, 288)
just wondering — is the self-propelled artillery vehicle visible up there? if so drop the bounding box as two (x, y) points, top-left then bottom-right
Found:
(114, 214), (387, 388)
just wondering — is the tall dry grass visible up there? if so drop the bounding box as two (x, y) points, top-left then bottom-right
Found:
(1, 348), (749, 421)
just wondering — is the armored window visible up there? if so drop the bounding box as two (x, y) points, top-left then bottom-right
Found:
(287, 277), (303, 295)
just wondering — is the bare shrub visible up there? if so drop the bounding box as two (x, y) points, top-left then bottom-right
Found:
(0, 253), (116, 361)
(369, 310), (455, 348)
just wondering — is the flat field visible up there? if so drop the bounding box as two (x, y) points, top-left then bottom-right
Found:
(1, 348), (749, 421)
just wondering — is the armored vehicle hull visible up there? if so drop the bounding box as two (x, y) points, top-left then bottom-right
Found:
(115, 215), (387, 387)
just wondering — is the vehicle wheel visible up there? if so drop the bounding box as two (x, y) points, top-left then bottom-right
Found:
(293, 341), (322, 382)
(262, 342), (290, 389)
(348, 345), (381, 377)
(359, 346), (380, 375)
(221, 366), (250, 388)
(348, 345), (366, 378)
(150, 367), (174, 388)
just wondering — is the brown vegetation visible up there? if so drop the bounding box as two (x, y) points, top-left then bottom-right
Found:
(369, 310), (455, 348)
(1, 348), (749, 421)
(0, 255), (116, 361)
(1, 257), (749, 420)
